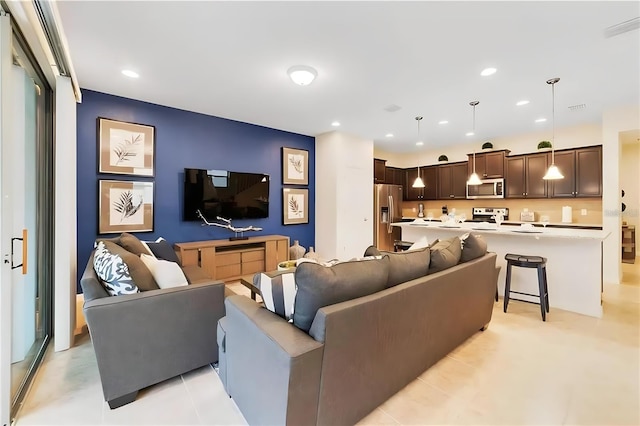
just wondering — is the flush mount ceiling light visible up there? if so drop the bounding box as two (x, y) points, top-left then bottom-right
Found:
(480, 67), (497, 76)
(121, 69), (139, 78)
(535, 118), (547, 123)
(438, 120), (449, 125)
(543, 78), (564, 180)
(412, 116), (425, 188)
(467, 101), (483, 186)
(385, 133), (394, 138)
(331, 121), (341, 127)
(516, 100), (530, 106)
(287, 65), (317, 86)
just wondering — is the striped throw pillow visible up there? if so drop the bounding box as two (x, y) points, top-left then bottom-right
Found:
(254, 271), (297, 321)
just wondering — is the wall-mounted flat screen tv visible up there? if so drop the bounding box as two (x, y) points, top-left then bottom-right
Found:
(183, 168), (269, 221)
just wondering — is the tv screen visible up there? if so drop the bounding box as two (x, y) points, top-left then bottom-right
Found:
(183, 168), (269, 221)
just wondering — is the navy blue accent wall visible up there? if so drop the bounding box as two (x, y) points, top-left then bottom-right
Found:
(77, 90), (315, 291)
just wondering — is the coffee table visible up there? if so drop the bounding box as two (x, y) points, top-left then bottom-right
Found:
(240, 274), (260, 301)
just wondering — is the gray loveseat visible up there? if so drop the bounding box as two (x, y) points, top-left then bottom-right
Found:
(219, 241), (499, 425)
(80, 237), (230, 409)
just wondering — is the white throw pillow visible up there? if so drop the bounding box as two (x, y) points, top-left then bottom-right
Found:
(409, 236), (429, 251)
(140, 254), (188, 289)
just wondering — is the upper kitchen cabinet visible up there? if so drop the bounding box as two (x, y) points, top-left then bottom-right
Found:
(467, 149), (510, 178)
(385, 166), (404, 185)
(505, 153), (549, 198)
(374, 158), (386, 183)
(405, 166), (438, 200)
(438, 162), (467, 199)
(550, 146), (602, 198)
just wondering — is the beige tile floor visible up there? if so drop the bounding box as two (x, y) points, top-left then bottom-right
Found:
(15, 263), (640, 425)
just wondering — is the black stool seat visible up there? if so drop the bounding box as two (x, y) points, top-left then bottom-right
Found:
(393, 240), (414, 252)
(504, 253), (549, 321)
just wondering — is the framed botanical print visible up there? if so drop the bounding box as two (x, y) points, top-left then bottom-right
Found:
(99, 180), (154, 233)
(282, 147), (308, 185)
(283, 188), (309, 225)
(98, 117), (155, 176)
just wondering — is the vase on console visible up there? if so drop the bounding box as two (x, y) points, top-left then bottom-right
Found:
(304, 246), (320, 262)
(289, 240), (306, 260)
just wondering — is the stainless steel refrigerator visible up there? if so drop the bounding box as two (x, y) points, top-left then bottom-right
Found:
(374, 184), (403, 251)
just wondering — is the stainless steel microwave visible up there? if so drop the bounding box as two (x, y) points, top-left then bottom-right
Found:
(466, 178), (504, 199)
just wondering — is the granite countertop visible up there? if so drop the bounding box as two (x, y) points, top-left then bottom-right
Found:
(401, 217), (602, 229)
(393, 219), (610, 240)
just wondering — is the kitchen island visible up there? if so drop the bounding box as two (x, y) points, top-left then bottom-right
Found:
(393, 221), (610, 318)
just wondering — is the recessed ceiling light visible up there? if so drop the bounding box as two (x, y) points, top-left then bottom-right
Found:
(438, 120), (449, 125)
(385, 133), (394, 138)
(480, 67), (497, 77)
(535, 118), (547, 123)
(466, 132), (475, 136)
(287, 65), (317, 86)
(331, 121), (340, 127)
(516, 100), (530, 106)
(416, 141), (424, 146)
(121, 69), (139, 78)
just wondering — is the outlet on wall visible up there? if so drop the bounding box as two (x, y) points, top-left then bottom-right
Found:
(581, 209), (587, 216)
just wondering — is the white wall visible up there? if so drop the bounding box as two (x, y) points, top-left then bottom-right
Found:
(376, 123), (602, 168)
(603, 106), (640, 284)
(316, 131), (373, 260)
(54, 76), (77, 351)
(620, 142), (639, 228)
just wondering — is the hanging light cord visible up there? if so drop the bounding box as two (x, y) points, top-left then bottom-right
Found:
(547, 78), (560, 164)
(416, 116), (423, 173)
(470, 101), (479, 172)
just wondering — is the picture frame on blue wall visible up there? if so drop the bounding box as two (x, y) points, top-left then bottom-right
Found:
(98, 117), (155, 176)
(282, 147), (308, 185)
(99, 180), (154, 233)
(283, 188), (308, 225)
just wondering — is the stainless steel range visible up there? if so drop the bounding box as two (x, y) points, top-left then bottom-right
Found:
(471, 207), (509, 222)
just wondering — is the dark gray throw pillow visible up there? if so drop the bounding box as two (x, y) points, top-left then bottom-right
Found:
(364, 246), (430, 287)
(364, 245), (381, 257)
(461, 233), (488, 263)
(145, 238), (181, 264)
(293, 257), (390, 332)
(96, 240), (159, 291)
(115, 232), (151, 257)
(429, 236), (462, 273)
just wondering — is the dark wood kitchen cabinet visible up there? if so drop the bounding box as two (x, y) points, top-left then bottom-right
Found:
(467, 149), (510, 178)
(505, 153), (549, 198)
(404, 166), (438, 200)
(437, 162), (467, 199)
(385, 166), (404, 185)
(374, 158), (386, 183)
(549, 146), (602, 198)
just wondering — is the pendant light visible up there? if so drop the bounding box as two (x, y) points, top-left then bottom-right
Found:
(412, 116), (425, 188)
(543, 78), (564, 180)
(467, 101), (483, 185)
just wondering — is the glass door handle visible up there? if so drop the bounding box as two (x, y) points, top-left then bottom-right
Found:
(11, 228), (27, 275)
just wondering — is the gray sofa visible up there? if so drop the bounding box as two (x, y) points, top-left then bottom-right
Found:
(80, 252), (230, 409)
(219, 251), (498, 426)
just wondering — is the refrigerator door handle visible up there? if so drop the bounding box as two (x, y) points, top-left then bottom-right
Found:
(388, 195), (393, 234)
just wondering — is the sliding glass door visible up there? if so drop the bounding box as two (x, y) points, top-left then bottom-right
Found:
(0, 12), (53, 424)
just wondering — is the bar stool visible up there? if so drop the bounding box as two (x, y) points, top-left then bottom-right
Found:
(393, 240), (414, 252)
(504, 253), (549, 321)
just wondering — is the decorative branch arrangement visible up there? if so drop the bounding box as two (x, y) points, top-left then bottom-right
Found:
(197, 210), (262, 240)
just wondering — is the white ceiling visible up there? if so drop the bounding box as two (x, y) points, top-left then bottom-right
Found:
(56, 1), (640, 153)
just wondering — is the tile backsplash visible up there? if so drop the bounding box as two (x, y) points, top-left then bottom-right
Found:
(401, 198), (602, 224)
